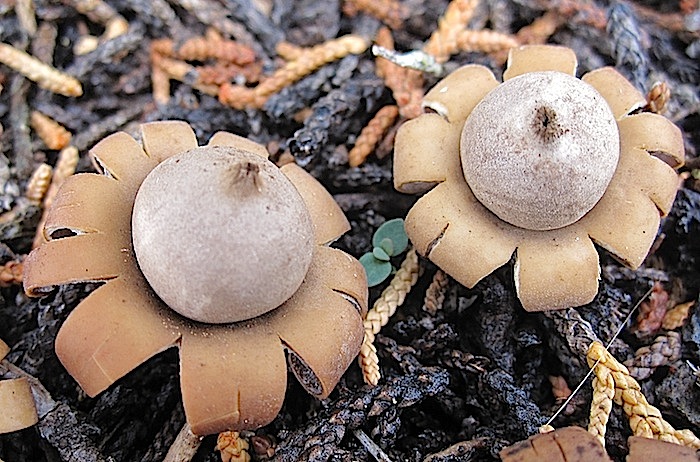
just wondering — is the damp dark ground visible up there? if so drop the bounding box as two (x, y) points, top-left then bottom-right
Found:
(1, 1), (699, 461)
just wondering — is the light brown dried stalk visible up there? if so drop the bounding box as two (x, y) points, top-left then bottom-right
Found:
(25, 163), (52, 205)
(645, 81), (671, 114)
(152, 37), (256, 65)
(163, 423), (202, 462)
(359, 249), (420, 385)
(275, 41), (305, 61)
(217, 431), (251, 462)
(662, 300), (694, 330)
(423, 0), (480, 63)
(254, 35), (369, 99)
(0, 261), (23, 287)
(625, 332), (682, 380)
(422, 269), (448, 316)
(0, 43), (82, 97)
(455, 29), (519, 54)
(587, 341), (700, 448)
(375, 28), (424, 119)
(30, 111), (71, 150)
(588, 363), (614, 447)
(16, 0), (37, 36)
(342, 0), (408, 30)
(196, 62), (262, 86)
(33, 146), (79, 249)
(348, 105), (399, 167)
(516, 10), (564, 45)
(151, 54), (219, 97)
(220, 35), (370, 110)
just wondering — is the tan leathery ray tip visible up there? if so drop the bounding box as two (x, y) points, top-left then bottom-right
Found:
(500, 427), (611, 462)
(502, 45), (577, 81)
(23, 233), (126, 296)
(179, 325), (287, 435)
(582, 182), (661, 269)
(422, 64), (498, 123)
(515, 229), (600, 311)
(582, 67), (646, 119)
(272, 247), (366, 397)
(627, 436), (698, 462)
(0, 338), (9, 360)
(393, 113), (462, 194)
(0, 378), (39, 434)
(614, 145), (680, 217)
(140, 120), (198, 163)
(90, 131), (158, 188)
(207, 131), (270, 158)
(280, 163), (350, 244)
(43, 174), (132, 238)
(618, 112), (685, 169)
(54, 277), (182, 397)
(405, 182), (517, 288)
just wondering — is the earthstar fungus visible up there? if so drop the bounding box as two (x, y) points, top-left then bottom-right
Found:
(23, 121), (368, 435)
(394, 45), (685, 311)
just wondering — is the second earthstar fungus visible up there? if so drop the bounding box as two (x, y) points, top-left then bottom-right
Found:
(393, 44), (685, 311)
(22, 121), (368, 435)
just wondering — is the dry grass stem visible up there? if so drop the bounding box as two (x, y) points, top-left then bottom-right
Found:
(348, 105), (399, 167)
(30, 111), (72, 150)
(662, 300), (694, 330)
(423, 0), (480, 63)
(216, 431), (251, 462)
(0, 43), (82, 97)
(25, 163), (52, 205)
(342, 0), (408, 30)
(422, 269), (448, 316)
(360, 249), (420, 385)
(587, 341), (700, 448)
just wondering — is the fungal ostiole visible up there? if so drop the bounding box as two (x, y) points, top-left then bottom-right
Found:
(229, 159), (263, 194)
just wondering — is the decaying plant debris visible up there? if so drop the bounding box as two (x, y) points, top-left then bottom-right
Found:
(0, 0), (699, 461)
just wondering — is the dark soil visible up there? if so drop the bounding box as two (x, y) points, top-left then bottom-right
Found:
(1, 1), (699, 461)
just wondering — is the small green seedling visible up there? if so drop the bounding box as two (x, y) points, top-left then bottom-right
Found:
(359, 218), (409, 287)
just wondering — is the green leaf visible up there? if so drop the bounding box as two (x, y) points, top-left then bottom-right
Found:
(373, 246), (391, 262)
(359, 253), (393, 287)
(372, 218), (408, 256)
